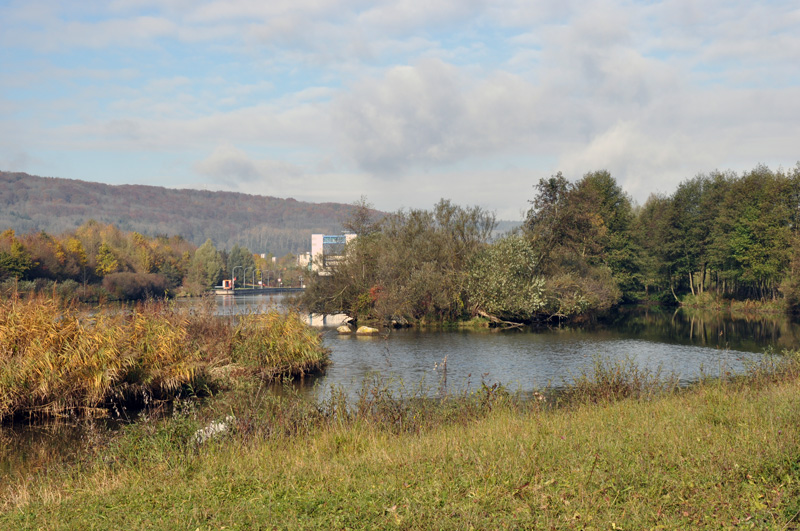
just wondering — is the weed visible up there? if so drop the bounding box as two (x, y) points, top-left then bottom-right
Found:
(561, 354), (680, 405)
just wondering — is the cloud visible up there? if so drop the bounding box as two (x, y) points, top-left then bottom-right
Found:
(194, 144), (304, 189)
(2, 0), (800, 217)
(557, 84), (800, 203)
(332, 58), (545, 173)
(0, 150), (39, 173)
(1, 14), (179, 51)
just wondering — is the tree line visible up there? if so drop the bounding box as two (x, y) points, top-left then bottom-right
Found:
(0, 220), (304, 300)
(0, 171), (357, 257)
(302, 163), (800, 324)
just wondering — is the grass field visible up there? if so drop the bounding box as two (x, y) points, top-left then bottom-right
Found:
(2, 350), (799, 529)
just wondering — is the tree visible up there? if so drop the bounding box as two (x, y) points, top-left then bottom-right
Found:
(524, 172), (572, 265)
(302, 200), (496, 323)
(467, 234), (548, 321)
(717, 166), (792, 298)
(0, 229), (34, 280)
(188, 239), (224, 290)
(95, 243), (120, 276)
(632, 194), (672, 298)
(342, 196), (381, 236)
(227, 244), (256, 288)
(573, 171), (641, 297)
(523, 171), (629, 305)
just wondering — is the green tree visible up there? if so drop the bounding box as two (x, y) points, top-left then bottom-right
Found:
(302, 200), (496, 323)
(0, 230), (33, 280)
(716, 166), (792, 299)
(227, 244), (256, 288)
(574, 170), (641, 297)
(467, 234), (548, 321)
(632, 194), (672, 299)
(188, 239), (224, 290)
(523, 171), (629, 307)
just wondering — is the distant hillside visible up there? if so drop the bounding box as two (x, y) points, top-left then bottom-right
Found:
(0, 171), (364, 256)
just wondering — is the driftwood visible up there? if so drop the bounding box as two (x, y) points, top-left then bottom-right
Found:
(476, 310), (524, 329)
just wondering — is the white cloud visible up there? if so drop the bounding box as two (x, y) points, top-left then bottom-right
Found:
(194, 144), (304, 189)
(332, 58), (547, 173)
(2, 0), (800, 215)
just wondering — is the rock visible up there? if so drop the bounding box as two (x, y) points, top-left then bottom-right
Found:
(356, 325), (380, 335)
(390, 315), (409, 328)
(194, 415), (236, 445)
(337, 325), (352, 334)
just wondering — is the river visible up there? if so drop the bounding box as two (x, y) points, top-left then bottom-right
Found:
(3, 295), (798, 477)
(209, 295), (800, 398)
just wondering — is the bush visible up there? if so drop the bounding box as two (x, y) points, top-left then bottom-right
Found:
(102, 272), (169, 300)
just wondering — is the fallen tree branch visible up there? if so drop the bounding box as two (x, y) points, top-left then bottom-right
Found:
(476, 309), (525, 329)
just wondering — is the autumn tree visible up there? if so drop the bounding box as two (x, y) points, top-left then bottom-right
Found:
(342, 196), (381, 236)
(302, 200), (496, 323)
(0, 229), (33, 280)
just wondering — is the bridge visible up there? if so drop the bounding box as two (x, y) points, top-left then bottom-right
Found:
(213, 287), (304, 296)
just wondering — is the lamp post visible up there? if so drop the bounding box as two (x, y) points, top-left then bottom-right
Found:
(243, 267), (253, 289)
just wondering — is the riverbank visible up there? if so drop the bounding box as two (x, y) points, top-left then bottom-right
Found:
(680, 292), (788, 315)
(0, 295), (329, 420)
(2, 353), (799, 529)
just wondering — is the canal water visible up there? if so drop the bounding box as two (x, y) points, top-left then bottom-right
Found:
(211, 295), (800, 398)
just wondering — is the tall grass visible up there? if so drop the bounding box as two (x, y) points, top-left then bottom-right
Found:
(3, 352), (800, 528)
(0, 294), (329, 420)
(561, 355), (680, 404)
(232, 310), (329, 379)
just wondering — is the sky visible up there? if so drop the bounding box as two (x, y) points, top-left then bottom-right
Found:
(1, 0), (799, 220)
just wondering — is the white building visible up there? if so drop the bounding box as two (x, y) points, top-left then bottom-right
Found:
(310, 233), (356, 274)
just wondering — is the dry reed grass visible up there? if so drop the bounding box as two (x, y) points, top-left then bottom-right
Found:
(0, 294), (329, 420)
(232, 310), (329, 379)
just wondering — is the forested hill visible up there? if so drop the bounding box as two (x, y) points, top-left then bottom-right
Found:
(0, 171), (361, 256)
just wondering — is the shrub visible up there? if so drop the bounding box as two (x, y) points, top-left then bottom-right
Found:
(102, 272), (169, 300)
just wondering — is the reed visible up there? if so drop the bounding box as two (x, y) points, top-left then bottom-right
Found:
(0, 295), (329, 420)
(231, 310), (330, 379)
(560, 355), (680, 405)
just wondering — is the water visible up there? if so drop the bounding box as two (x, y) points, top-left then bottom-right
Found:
(202, 295), (800, 397)
(3, 295), (798, 477)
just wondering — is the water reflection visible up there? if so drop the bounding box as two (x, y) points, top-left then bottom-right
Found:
(597, 306), (800, 352)
(193, 296), (800, 399)
(301, 305), (800, 400)
(4, 298), (799, 478)
(0, 419), (113, 480)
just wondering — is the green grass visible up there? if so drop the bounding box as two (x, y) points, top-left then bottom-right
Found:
(2, 353), (800, 529)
